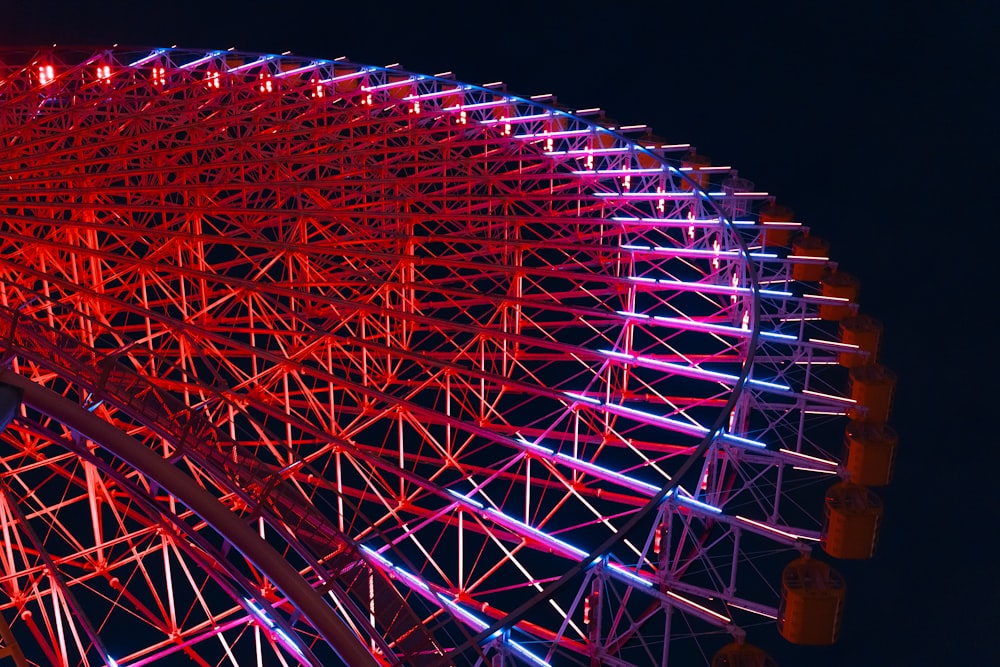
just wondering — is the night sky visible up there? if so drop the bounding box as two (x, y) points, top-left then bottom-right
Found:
(3, 1), (994, 664)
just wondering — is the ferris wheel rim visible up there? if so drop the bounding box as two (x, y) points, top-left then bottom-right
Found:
(0, 44), (879, 667)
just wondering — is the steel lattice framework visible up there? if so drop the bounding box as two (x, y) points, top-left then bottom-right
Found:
(0, 47), (887, 666)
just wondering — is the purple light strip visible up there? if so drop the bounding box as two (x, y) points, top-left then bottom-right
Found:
(521, 129), (594, 139)
(546, 147), (633, 155)
(628, 313), (798, 342)
(630, 277), (792, 299)
(480, 112), (554, 123)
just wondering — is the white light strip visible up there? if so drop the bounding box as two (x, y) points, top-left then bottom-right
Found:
(318, 69), (372, 84)
(778, 448), (838, 467)
(364, 77), (418, 91)
(179, 52), (225, 69)
(128, 50), (167, 67)
(226, 55), (275, 73)
(735, 515), (820, 541)
(273, 63), (320, 78)
(665, 591), (732, 623)
(727, 602), (778, 620)
(403, 86), (466, 101)
(802, 389), (855, 404)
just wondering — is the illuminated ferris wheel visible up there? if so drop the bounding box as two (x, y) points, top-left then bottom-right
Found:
(0, 47), (898, 666)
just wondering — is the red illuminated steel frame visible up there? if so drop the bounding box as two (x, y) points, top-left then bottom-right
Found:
(0, 47), (870, 666)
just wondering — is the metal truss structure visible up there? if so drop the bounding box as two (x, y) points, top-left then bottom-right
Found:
(0, 47), (889, 666)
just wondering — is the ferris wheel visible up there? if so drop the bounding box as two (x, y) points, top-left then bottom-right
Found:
(0, 47), (898, 666)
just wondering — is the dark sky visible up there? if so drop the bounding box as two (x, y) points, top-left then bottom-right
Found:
(3, 1), (995, 664)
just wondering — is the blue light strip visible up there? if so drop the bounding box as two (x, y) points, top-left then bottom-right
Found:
(481, 507), (590, 560)
(507, 637), (553, 667)
(760, 330), (799, 341)
(447, 488), (484, 508)
(437, 595), (490, 631)
(243, 597), (305, 658)
(668, 489), (722, 514)
(563, 390), (602, 405)
(759, 288), (795, 298)
(614, 310), (651, 319)
(553, 452), (662, 496)
(359, 545), (432, 592)
(746, 377), (792, 392)
(443, 490), (592, 561)
(607, 403), (709, 439)
(606, 563), (653, 588)
(717, 429), (767, 449)
(514, 436), (662, 496)
(515, 436), (554, 455)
